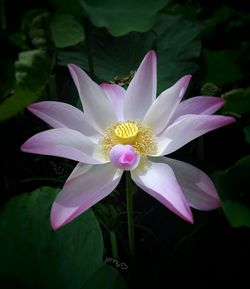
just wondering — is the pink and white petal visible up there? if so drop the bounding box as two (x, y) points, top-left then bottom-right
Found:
(68, 64), (117, 133)
(67, 162), (92, 181)
(131, 158), (193, 223)
(21, 128), (105, 164)
(50, 163), (123, 230)
(124, 51), (157, 121)
(28, 101), (99, 138)
(100, 83), (126, 121)
(143, 75), (191, 135)
(154, 156), (220, 210)
(169, 96), (225, 125)
(155, 114), (235, 156)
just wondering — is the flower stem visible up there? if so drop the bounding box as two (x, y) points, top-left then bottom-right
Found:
(109, 230), (118, 260)
(126, 171), (136, 271)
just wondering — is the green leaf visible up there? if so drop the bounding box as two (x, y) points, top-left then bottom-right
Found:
(58, 29), (155, 82)
(49, 0), (83, 17)
(83, 264), (127, 289)
(0, 187), (127, 289)
(0, 49), (52, 122)
(0, 187), (104, 289)
(243, 126), (250, 143)
(213, 156), (250, 228)
(58, 14), (201, 93)
(221, 88), (250, 116)
(154, 14), (201, 91)
(50, 0), (169, 35)
(80, 0), (169, 36)
(221, 200), (250, 228)
(204, 50), (242, 86)
(50, 13), (85, 48)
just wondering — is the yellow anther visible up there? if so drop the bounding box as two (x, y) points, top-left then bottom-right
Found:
(114, 122), (139, 144)
(99, 120), (157, 159)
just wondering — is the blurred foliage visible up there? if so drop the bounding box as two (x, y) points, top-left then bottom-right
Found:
(243, 126), (250, 143)
(221, 88), (250, 116)
(0, 49), (52, 121)
(0, 10), (54, 122)
(50, 0), (169, 36)
(50, 12), (85, 48)
(0, 187), (126, 289)
(203, 50), (242, 86)
(213, 156), (250, 228)
(58, 14), (201, 92)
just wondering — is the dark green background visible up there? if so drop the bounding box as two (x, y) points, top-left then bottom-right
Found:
(0, 0), (250, 288)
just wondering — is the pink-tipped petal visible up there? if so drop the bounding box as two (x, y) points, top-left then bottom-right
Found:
(131, 158), (193, 223)
(50, 163), (123, 230)
(68, 64), (117, 133)
(100, 83), (126, 121)
(169, 96), (225, 124)
(124, 51), (157, 121)
(143, 75), (191, 135)
(28, 101), (99, 138)
(21, 128), (105, 164)
(109, 144), (140, 170)
(155, 114), (235, 156)
(154, 157), (220, 210)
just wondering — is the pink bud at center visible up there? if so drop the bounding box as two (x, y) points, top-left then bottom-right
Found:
(109, 144), (140, 171)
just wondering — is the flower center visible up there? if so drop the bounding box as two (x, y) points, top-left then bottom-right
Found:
(114, 122), (139, 144)
(99, 120), (157, 159)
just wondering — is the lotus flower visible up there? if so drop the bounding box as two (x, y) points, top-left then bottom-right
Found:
(21, 51), (235, 230)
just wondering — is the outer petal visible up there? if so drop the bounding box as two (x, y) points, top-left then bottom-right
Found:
(28, 101), (99, 137)
(143, 75), (191, 135)
(131, 158), (193, 223)
(153, 157), (220, 210)
(50, 163), (123, 230)
(169, 96), (225, 125)
(68, 64), (117, 133)
(21, 128), (105, 164)
(155, 114), (235, 156)
(124, 51), (157, 121)
(100, 83), (126, 121)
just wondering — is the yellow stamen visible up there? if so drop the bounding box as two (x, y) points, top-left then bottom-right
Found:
(99, 120), (157, 159)
(114, 122), (139, 144)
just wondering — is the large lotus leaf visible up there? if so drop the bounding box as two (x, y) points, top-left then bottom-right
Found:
(80, 0), (169, 36)
(50, 0), (169, 36)
(0, 187), (104, 289)
(58, 14), (201, 93)
(153, 14), (201, 91)
(83, 264), (127, 289)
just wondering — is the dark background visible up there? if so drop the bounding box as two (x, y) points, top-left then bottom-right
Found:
(0, 0), (250, 288)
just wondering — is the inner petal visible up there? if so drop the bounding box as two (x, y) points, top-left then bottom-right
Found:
(109, 144), (140, 170)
